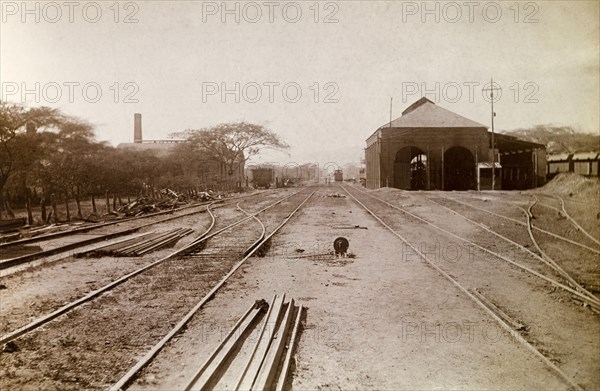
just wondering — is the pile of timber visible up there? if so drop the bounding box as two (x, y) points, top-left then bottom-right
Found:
(117, 189), (221, 217)
(185, 294), (304, 391)
(117, 197), (187, 217)
(82, 228), (193, 257)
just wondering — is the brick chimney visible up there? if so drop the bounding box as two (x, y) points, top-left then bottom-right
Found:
(134, 113), (142, 143)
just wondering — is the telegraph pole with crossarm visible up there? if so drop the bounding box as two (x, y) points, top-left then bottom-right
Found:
(483, 79), (501, 190)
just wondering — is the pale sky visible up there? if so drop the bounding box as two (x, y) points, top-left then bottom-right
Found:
(1, 1), (598, 165)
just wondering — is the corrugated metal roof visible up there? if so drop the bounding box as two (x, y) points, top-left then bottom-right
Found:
(379, 98), (488, 129)
(547, 154), (572, 162)
(572, 152), (599, 161)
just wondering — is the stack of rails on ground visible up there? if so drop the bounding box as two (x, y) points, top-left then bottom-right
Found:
(1, 103), (598, 391)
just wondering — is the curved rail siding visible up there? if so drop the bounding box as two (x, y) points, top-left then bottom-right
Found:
(109, 186), (318, 391)
(342, 185), (584, 391)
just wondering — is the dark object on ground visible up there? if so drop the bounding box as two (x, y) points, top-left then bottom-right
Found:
(2, 341), (18, 353)
(334, 237), (349, 257)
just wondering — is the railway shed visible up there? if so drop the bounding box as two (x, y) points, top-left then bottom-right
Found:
(365, 97), (546, 190)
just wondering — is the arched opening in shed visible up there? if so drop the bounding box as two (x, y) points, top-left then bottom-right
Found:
(444, 146), (475, 190)
(394, 146), (428, 190)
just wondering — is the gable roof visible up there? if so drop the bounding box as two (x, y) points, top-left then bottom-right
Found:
(378, 97), (488, 130)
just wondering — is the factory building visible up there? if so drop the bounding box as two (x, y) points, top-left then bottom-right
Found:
(118, 114), (245, 189)
(364, 98), (546, 190)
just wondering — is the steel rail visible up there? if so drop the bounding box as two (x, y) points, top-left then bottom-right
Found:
(109, 186), (318, 391)
(184, 301), (265, 391)
(524, 196), (595, 300)
(554, 195), (600, 246)
(0, 191), (269, 248)
(0, 191), (277, 271)
(347, 185), (600, 308)
(179, 188), (307, 255)
(0, 203), (216, 270)
(0, 202), (218, 345)
(275, 304), (303, 391)
(235, 295), (281, 391)
(0, 189), (309, 345)
(427, 198), (599, 304)
(342, 185), (585, 391)
(532, 196), (600, 247)
(0, 199), (215, 249)
(237, 201), (267, 257)
(436, 195), (600, 255)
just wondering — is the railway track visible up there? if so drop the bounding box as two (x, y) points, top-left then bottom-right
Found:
(462, 192), (600, 249)
(0, 186), (317, 390)
(356, 188), (599, 308)
(0, 197), (220, 247)
(110, 186), (317, 390)
(0, 188), (307, 343)
(0, 191), (276, 273)
(342, 184), (598, 391)
(433, 195), (600, 255)
(426, 197), (599, 305)
(430, 193), (600, 298)
(534, 193), (600, 246)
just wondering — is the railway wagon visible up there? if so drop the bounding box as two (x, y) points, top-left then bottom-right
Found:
(547, 152), (600, 179)
(334, 169), (343, 182)
(251, 167), (274, 189)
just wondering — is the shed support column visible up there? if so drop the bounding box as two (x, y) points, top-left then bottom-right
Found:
(427, 147), (431, 190)
(441, 146), (445, 191)
(476, 146), (480, 191)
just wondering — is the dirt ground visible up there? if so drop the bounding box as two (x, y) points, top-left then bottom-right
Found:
(128, 185), (597, 390)
(1, 183), (598, 390)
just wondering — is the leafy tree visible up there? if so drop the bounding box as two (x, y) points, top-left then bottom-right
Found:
(173, 122), (289, 176)
(0, 102), (65, 217)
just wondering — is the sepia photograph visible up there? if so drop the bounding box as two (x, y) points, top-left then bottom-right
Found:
(0, 1), (599, 389)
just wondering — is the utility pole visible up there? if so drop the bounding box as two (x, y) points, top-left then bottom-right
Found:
(389, 97), (393, 127)
(483, 79), (501, 190)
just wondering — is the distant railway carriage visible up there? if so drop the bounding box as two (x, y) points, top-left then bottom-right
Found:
(547, 153), (600, 179)
(251, 167), (274, 189)
(334, 169), (343, 182)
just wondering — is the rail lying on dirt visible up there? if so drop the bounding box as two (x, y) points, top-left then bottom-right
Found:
(110, 186), (317, 390)
(182, 294), (302, 391)
(0, 189), (313, 346)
